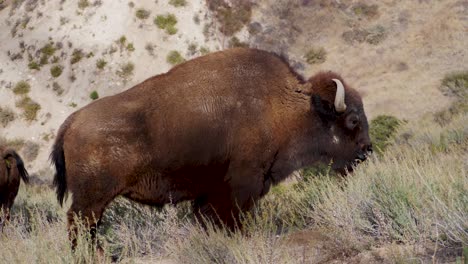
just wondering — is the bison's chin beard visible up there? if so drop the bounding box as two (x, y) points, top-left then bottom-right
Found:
(331, 160), (360, 176)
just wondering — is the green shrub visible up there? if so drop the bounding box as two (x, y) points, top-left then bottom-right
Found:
(305, 47), (326, 64)
(228, 36), (248, 48)
(435, 71), (468, 124)
(89, 90), (99, 100)
(0, 106), (16, 127)
(13, 81), (31, 95)
(116, 62), (135, 79)
(50, 65), (63, 78)
(352, 3), (379, 18)
(135, 8), (150, 20)
(77, 0), (89, 9)
(166, 50), (185, 65)
(40, 42), (56, 56)
(199, 46), (210, 55)
(126, 43), (135, 52)
(154, 14), (178, 35)
(96, 58), (107, 69)
(369, 115), (401, 155)
(15, 96), (41, 121)
(207, 1), (252, 36)
(28, 61), (40, 70)
(70, 49), (83, 64)
(169, 0), (186, 7)
(52, 82), (64, 96)
(440, 71), (468, 99)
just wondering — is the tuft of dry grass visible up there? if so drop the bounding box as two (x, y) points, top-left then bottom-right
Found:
(0, 106), (16, 127)
(15, 96), (41, 121)
(116, 62), (134, 79)
(304, 47), (327, 64)
(135, 8), (150, 20)
(154, 14), (178, 35)
(166, 50), (185, 65)
(13, 80), (31, 95)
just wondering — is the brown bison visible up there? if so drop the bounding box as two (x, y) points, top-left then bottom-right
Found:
(0, 147), (29, 231)
(51, 48), (371, 245)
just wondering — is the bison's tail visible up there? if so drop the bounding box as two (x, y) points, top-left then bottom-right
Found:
(51, 137), (67, 206)
(51, 115), (75, 207)
(3, 150), (29, 184)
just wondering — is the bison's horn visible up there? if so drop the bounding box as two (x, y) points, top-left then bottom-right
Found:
(332, 79), (346, 113)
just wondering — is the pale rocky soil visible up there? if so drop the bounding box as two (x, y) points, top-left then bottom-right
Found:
(0, 1), (466, 262)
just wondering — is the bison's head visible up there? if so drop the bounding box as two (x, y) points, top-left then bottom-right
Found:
(308, 72), (372, 174)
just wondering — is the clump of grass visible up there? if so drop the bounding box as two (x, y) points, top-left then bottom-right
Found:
(187, 43), (198, 56)
(52, 82), (64, 96)
(15, 96), (41, 121)
(70, 49), (84, 64)
(50, 65), (63, 78)
(41, 42), (56, 56)
(439, 71), (468, 99)
(342, 25), (387, 45)
(352, 3), (379, 19)
(77, 0), (89, 9)
(228, 36), (248, 48)
(126, 43), (135, 52)
(154, 14), (178, 35)
(96, 58), (107, 69)
(366, 25), (387, 45)
(0, 106), (16, 127)
(199, 46), (210, 55)
(145, 43), (156, 56)
(207, 1), (252, 36)
(166, 50), (185, 65)
(13, 80), (31, 95)
(304, 47), (327, 64)
(435, 71), (468, 125)
(135, 8), (150, 20)
(28, 61), (40, 70)
(369, 115), (401, 155)
(169, 0), (186, 7)
(116, 62), (135, 79)
(22, 141), (40, 161)
(89, 90), (99, 100)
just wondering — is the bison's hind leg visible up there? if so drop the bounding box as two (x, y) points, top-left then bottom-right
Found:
(66, 187), (121, 254)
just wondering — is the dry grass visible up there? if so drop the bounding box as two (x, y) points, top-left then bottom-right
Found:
(0, 110), (466, 263)
(0, 106), (16, 127)
(15, 96), (41, 121)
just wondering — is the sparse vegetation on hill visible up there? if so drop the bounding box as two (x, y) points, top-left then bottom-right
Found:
(0, 106), (16, 127)
(15, 96), (41, 121)
(166, 50), (185, 65)
(13, 80), (31, 95)
(50, 65), (63, 78)
(169, 0), (187, 7)
(89, 90), (99, 100)
(154, 14), (178, 35)
(304, 47), (327, 64)
(135, 8), (150, 20)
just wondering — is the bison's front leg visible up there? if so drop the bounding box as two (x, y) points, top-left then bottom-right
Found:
(193, 176), (264, 230)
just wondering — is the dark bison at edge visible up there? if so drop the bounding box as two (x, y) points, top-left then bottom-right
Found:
(51, 48), (372, 245)
(0, 147), (29, 231)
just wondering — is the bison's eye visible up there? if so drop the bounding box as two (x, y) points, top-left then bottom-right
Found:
(345, 114), (360, 130)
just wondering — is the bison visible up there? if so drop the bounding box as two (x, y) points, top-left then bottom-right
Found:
(0, 147), (29, 231)
(51, 48), (371, 246)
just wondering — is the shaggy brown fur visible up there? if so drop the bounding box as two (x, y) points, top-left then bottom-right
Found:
(0, 146), (29, 231)
(51, 48), (371, 247)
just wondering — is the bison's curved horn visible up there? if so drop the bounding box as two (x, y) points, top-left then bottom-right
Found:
(332, 79), (346, 113)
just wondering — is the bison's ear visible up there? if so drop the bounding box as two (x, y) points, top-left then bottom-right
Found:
(312, 94), (337, 122)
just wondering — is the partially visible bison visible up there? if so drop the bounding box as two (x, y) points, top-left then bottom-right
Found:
(51, 48), (372, 246)
(0, 147), (29, 231)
